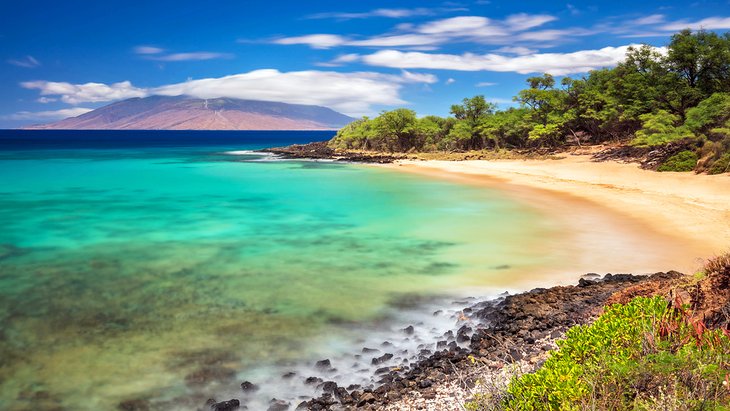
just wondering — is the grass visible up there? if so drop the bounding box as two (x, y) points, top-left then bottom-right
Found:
(497, 296), (730, 410)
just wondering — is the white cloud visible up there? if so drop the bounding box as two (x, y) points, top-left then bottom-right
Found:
(505, 14), (558, 31)
(3, 107), (93, 121)
(350, 34), (446, 47)
(147, 52), (233, 61)
(307, 7), (466, 20)
(152, 70), (435, 115)
(315, 53), (361, 67)
(37, 97), (57, 103)
(133, 45), (232, 61)
(273, 34), (348, 49)
(19, 70), (437, 116)
(399, 70), (438, 83)
(476, 82), (497, 87)
(8, 55), (40, 68)
(661, 16), (730, 31)
(417, 16), (499, 35)
(632, 14), (665, 25)
(273, 13), (558, 49)
(21, 80), (147, 104)
(446, 78), (456, 85)
(133, 46), (164, 54)
(493, 46), (537, 55)
(360, 45), (654, 75)
(516, 28), (592, 42)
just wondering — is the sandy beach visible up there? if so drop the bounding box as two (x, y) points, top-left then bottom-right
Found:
(390, 154), (730, 279)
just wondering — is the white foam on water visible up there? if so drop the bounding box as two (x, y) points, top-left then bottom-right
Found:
(221, 150), (271, 156)
(189, 292), (502, 411)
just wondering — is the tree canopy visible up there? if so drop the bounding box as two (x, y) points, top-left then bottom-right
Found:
(329, 29), (730, 172)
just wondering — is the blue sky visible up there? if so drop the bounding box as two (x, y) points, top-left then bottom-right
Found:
(2, 0), (730, 127)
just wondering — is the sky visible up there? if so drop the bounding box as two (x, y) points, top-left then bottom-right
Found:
(1, 0), (730, 128)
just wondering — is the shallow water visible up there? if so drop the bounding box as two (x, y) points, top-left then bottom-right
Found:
(0, 131), (561, 410)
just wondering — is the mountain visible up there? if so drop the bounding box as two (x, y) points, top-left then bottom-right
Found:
(28, 96), (355, 130)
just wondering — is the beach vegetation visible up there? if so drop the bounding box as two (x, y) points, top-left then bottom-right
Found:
(657, 150), (699, 172)
(499, 296), (730, 410)
(631, 111), (692, 147)
(330, 29), (730, 173)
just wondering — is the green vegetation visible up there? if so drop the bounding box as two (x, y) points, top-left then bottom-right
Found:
(657, 150), (699, 172)
(500, 296), (730, 410)
(331, 29), (730, 173)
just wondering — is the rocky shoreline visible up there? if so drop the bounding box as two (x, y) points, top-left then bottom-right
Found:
(201, 271), (683, 411)
(261, 142), (409, 164)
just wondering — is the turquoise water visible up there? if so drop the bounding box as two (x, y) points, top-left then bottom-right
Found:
(0, 131), (559, 410)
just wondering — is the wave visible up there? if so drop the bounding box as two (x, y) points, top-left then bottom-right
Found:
(221, 150), (272, 156)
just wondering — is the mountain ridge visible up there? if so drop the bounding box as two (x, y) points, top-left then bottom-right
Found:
(27, 96), (355, 130)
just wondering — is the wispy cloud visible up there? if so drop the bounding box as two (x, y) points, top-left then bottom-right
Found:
(355, 45), (662, 75)
(661, 16), (730, 31)
(8, 55), (40, 68)
(632, 14), (666, 25)
(19, 69), (437, 116)
(21, 80), (147, 104)
(133, 45), (165, 55)
(446, 78), (456, 85)
(148, 52), (233, 61)
(273, 13), (559, 49)
(306, 7), (466, 20)
(133, 46), (233, 61)
(476, 82), (497, 86)
(493, 46), (537, 55)
(274, 34), (348, 49)
(3, 107), (93, 121)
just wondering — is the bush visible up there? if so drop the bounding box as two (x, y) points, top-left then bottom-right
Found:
(709, 152), (730, 174)
(502, 296), (730, 411)
(657, 150), (699, 172)
(632, 111), (694, 147)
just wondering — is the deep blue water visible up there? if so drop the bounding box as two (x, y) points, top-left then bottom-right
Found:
(0, 129), (333, 150)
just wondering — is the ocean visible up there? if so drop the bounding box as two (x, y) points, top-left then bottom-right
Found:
(0, 130), (560, 410)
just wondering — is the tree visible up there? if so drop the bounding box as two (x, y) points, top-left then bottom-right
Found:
(413, 116), (446, 151)
(667, 29), (730, 97)
(375, 108), (418, 151)
(450, 96), (496, 125)
(684, 93), (730, 137)
(516, 74), (564, 126)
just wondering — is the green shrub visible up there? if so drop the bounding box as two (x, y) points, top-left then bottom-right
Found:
(632, 111), (694, 147)
(709, 152), (730, 174)
(502, 296), (730, 411)
(657, 150), (699, 172)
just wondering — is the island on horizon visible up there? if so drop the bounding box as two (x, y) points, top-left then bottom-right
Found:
(24, 95), (355, 131)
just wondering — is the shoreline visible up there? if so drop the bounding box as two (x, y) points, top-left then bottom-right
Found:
(296, 271), (680, 411)
(388, 155), (730, 276)
(284, 154), (729, 411)
(160, 152), (728, 410)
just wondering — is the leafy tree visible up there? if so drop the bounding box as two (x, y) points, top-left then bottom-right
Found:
(450, 96), (496, 125)
(684, 92), (730, 137)
(414, 115), (446, 151)
(516, 73), (565, 126)
(477, 108), (532, 149)
(374, 108), (418, 151)
(667, 29), (730, 97)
